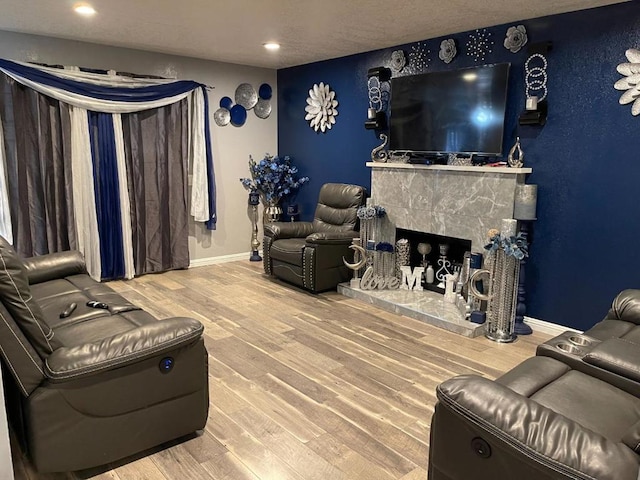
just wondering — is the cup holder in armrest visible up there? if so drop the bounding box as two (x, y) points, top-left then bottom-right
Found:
(556, 342), (583, 355)
(567, 335), (592, 347)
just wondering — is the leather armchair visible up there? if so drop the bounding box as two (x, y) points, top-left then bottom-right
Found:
(263, 183), (366, 293)
(429, 356), (640, 480)
(0, 236), (208, 472)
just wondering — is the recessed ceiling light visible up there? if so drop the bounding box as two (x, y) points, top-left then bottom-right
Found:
(74, 3), (96, 16)
(263, 43), (280, 51)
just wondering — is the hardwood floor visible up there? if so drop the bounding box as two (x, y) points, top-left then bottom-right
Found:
(11, 260), (551, 479)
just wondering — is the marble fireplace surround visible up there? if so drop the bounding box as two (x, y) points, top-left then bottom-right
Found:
(368, 162), (532, 251)
(338, 162), (533, 338)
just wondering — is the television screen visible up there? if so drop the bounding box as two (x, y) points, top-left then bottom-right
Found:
(389, 63), (510, 156)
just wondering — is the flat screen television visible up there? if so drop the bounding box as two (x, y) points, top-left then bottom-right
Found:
(389, 63), (510, 156)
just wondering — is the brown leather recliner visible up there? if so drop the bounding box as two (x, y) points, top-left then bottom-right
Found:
(0, 236), (208, 472)
(263, 183), (366, 293)
(429, 290), (640, 480)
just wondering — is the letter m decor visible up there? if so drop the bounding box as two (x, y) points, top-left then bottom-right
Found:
(400, 266), (425, 291)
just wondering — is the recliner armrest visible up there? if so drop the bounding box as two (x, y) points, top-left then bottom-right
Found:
(45, 317), (203, 381)
(607, 289), (640, 324)
(264, 221), (314, 240)
(584, 338), (640, 382)
(305, 231), (356, 245)
(437, 375), (639, 480)
(23, 250), (87, 284)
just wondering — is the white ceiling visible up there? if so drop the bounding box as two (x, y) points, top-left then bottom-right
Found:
(0, 0), (629, 69)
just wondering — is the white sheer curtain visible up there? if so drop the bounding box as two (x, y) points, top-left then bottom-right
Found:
(112, 114), (135, 279)
(0, 118), (12, 244)
(70, 106), (101, 280)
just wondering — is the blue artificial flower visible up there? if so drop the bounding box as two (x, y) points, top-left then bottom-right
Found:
(484, 232), (529, 258)
(239, 153), (310, 204)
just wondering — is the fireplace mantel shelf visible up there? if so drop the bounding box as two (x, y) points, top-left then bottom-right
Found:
(366, 162), (532, 174)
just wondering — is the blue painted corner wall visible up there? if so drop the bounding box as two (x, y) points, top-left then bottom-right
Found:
(277, 2), (640, 331)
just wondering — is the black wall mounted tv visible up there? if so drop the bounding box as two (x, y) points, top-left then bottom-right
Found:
(389, 63), (510, 156)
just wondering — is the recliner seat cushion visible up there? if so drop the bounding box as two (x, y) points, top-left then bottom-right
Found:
(0, 236), (61, 356)
(270, 238), (307, 267)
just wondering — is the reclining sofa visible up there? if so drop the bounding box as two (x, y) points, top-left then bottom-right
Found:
(0, 236), (209, 472)
(429, 289), (640, 480)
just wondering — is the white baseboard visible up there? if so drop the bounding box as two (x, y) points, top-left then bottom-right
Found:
(524, 316), (582, 336)
(189, 252), (251, 267)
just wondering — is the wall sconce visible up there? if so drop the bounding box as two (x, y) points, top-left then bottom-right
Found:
(519, 42), (552, 126)
(365, 66), (391, 130)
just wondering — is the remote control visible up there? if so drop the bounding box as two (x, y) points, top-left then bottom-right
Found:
(59, 302), (77, 318)
(86, 300), (109, 309)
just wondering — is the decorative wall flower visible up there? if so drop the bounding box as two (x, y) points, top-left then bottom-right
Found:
(438, 39), (457, 64)
(614, 48), (640, 116)
(390, 50), (406, 73)
(304, 82), (339, 132)
(503, 25), (528, 53)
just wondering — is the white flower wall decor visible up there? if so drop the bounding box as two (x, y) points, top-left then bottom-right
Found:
(614, 48), (640, 116)
(305, 82), (339, 132)
(390, 50), (406, 73)
(503, 25), (528, 53)
(439, 39), (457, 64)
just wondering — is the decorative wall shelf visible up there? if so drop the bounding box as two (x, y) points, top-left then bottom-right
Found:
(366, 162), (532, 174)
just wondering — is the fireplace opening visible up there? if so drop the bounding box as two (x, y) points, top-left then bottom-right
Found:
(396, 228), (472, 293)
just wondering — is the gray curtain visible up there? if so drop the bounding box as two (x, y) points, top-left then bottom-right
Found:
(0, 73), (76, 256)
(121, 99), (190, 275)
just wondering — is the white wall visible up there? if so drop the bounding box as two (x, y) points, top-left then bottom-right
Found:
(0, 30), (277, 262)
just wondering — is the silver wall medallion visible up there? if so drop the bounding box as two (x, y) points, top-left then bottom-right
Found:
(214, 107), (230, 126)
(254, 98), (272, 119)
(235, 83), (258, 109)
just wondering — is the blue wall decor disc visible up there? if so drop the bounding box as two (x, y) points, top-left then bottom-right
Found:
(258, 83), (273, 100)
(230, 104), (247, 126)
(220, 96), (233, 109)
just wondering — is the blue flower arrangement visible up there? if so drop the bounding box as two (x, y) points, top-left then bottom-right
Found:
(240, 154), (309, 203)
(484, 232), (529, 260)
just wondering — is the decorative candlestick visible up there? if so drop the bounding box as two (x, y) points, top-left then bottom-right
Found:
(249, 191), (262, 261)
(513, 184), (538, 335)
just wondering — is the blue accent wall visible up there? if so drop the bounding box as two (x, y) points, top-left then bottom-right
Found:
(278, 2), (640, 331)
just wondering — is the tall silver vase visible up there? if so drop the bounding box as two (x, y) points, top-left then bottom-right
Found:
(470, 249), (520, 343)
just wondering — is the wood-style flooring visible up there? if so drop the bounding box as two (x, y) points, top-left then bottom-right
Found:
(11, 260), (551, 479)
